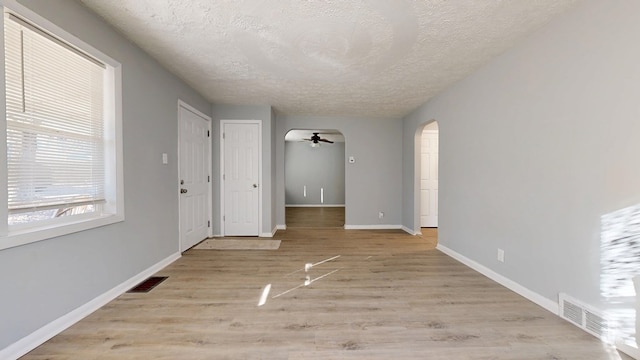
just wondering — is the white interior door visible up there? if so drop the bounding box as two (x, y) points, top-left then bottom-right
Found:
(179, 103), (211, 251)
(421, 129), (438, 227)
(222, 121), (260, 236)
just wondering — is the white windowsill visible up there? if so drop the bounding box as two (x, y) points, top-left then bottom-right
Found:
(1, 213), (124, 251)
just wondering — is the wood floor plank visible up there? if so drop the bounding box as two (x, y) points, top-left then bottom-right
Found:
(285, 206), (344, 228)
(21, 228), (631, 359)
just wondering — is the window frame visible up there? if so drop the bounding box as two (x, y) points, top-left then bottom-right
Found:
(0, 0), (124, 250)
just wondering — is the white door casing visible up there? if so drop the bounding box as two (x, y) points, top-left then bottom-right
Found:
(420, 129), (438, 227)
(178, 102), (212, 251)
(221, 120), (261, 236)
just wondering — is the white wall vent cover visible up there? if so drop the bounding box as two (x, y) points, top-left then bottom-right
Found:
(559, 293), (610, 341)
(585, 310), (607, 338)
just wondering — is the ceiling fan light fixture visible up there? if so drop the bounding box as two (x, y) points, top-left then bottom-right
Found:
(303, 132), (333, 147)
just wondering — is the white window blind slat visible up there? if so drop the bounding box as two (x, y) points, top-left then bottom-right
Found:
(5, 14), (106, 213)
(7, 13), (106, 68)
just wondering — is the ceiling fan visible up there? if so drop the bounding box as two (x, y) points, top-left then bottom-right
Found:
(304, 132), (334, 146)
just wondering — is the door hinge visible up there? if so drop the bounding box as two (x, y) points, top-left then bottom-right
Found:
(208, 220), (210, 227)
(208, 175), (210, 182)
(207, 130), (210, 137)
(223, 174), (225, 180)
(222, 132), (225, 139)
(223, 215), (225, 222)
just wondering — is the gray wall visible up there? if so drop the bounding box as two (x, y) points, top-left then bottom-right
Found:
(0, 0), (211, 349)
(285, 141), (345, 205)
(403, 0), (640, 309)
(276, 115), (402, 227)
(211, 104), (275, 235)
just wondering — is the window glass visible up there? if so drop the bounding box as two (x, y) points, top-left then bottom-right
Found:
(4, 13), (106, 227)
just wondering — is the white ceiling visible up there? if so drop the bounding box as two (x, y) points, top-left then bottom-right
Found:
(79, 0), (582, 118)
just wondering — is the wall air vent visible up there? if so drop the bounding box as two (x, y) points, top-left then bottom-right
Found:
(558, 293), (610, 341)
(562, 298), (583, 326)
(585, 310), (607, 338)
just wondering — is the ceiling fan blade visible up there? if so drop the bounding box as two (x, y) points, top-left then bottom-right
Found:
(319, 139), (334, 143)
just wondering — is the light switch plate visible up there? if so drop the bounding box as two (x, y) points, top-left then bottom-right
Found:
(162, 153), (168, 164)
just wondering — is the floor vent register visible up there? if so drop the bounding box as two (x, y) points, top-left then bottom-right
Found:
(127, 276), (168, 293)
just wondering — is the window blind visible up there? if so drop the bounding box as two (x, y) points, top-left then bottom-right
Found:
(4, 14), (106, 212)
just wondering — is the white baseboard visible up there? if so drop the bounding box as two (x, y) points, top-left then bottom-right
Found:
(0, 252), (181, 360)
(616, 337), (640, 359)
(276, 224), (286, 230)
(344, 225), (403, 230)
(260, 227), (277, 237)
(402, 226), (420, 235)
(436, 244), (558, 314)
(285, 204), (345, 207)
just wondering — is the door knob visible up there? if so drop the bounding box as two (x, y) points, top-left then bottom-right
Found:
(253, 184), (258, 188)
(180, 188), (188, 193)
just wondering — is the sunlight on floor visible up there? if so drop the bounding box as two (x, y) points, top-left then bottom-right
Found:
(259, 255), (343, 305)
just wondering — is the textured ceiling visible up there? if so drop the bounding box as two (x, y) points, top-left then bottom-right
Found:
(79, 0), (582, 118)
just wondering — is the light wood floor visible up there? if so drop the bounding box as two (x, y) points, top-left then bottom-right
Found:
(23, 228), (630, 359)
(286, 206), (344, 228)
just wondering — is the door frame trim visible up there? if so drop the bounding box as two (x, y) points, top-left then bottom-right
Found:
(177, 100), (213, 252)
(413, 120), (439, 234)
(220, 119), (263, 236)
(420, 128), (439, 228)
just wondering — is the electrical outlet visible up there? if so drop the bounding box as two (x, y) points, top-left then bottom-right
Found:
(378, 211), (384, 219)
(497, 248), (505, 263)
